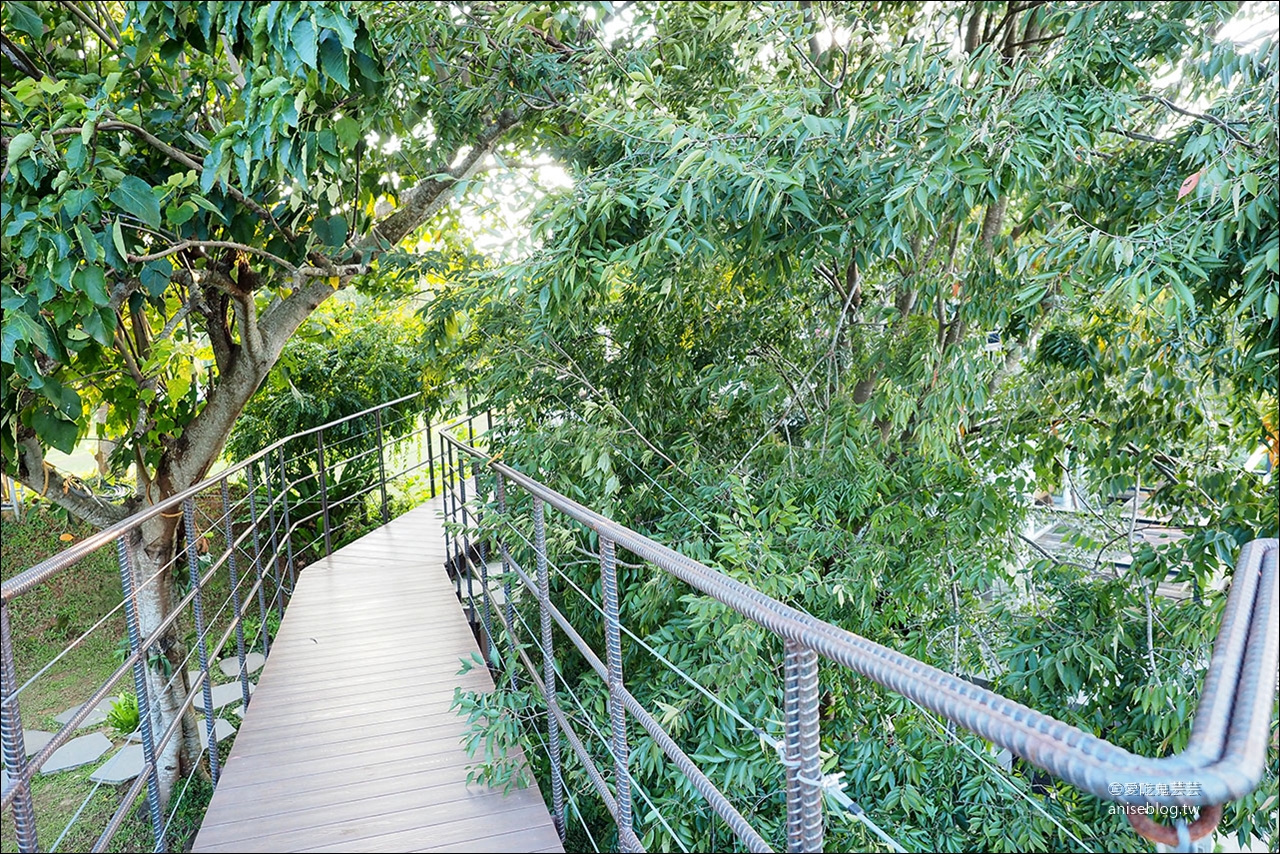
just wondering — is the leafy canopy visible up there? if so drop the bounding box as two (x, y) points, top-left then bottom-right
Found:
(429, 2), (1278, 851)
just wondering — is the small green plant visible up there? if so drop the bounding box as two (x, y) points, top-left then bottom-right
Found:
(453, 651), (535, 793)
(220, 610), (281, 657)
(112, 634), (173, 678)
(106, 691), (139, 737)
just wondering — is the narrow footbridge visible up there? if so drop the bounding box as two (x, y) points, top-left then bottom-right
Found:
(2, 394), (1276, 854)
(192, 495), (562, 853)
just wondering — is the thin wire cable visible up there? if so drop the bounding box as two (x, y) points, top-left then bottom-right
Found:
(574, 443), (1086, 850)
(529, 726), (602, 853)
(48, 777), (107, 852)
(909, 698), (1092, 852)
(494, 509), (784, 752)
(160, 753), (206, 840)
(481, 430), (1087, 852)
(13, 550), (182, 699)
(504, 595), (692, 853)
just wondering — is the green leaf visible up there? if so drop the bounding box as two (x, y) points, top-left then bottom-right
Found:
(6, 2), (43, 39)
(334, 116), (362, 148)
(81, 308), (113, 346)
(3, 311), (51, 357)
(112, 219), (129, 260)
(167, 200), (197, 226)
(314, 214), (348, 248)
(292, 17), (318, 69)
(318, 37), (350, 89)
(141, 261), (171, 296)
(32, 408), (78, 454)
(5, 132), (37, 171)
(76, 265), (109, 306)
(187, 194), (227, 222)
(109, 176), (162, 228)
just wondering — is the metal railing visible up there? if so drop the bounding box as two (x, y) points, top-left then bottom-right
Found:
(441, 419), (1278, 853)
(0, 394), (442, 853)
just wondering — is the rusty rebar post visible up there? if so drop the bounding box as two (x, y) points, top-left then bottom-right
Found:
(783, 639), (823, 852)
(220, 477), (252, 709)
(317, 431), (332, 557)
(534, 497), (566, 838)
(183, 497), (221, 785)
(600, 536), (636, 850)
(115, 535), (165, 851)
(1, 601), (39, 852)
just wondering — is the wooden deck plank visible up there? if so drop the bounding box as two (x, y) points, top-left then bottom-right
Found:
(193, 498), (562, 853)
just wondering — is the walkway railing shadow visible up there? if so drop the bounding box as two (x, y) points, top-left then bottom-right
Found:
(441, 418), (1277, 854)
(1, 394), (444, 853)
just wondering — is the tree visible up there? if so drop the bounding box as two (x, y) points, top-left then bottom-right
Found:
(0, 0), (628, 804)
(428, 1), (1278, 850)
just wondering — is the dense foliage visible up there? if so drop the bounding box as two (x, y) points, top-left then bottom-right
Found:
(1, 0), (611, 803)
(426, 2), (1279, 851)
(2, 1), (1276, 850)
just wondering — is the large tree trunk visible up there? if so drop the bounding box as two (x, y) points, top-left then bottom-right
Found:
(129, 516), (202, 810)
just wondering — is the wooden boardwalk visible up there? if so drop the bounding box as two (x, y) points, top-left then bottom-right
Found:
(194, 497), (563, 853)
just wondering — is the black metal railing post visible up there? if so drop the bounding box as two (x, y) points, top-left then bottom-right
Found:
(427, 420), (437, 499)
(459, 444), (475, 624)
(476, 468), (494, 663)
(317, 431), (332, 557)
(245, 464), (271, 657)
(1, 601), (39, 853)
(221, 477), (252, 710)
(374, 409), (390, 523)
(600, 536), (636, 851)
(114, 534), (165, 852)
(183, 498), (221, 786)
(261, 459), (284, 622)
(783, 640), (823, 852)
(534, 497), (566, 838)
(442, 432), (457, 599)
(496, 473), (516, 688)
(277, 448), (296, 593)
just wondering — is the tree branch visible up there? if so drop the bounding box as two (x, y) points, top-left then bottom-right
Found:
(1139, 95), (1255, 149)
(354, 109), (520, 255)
(1, 32), (45, 79)
(54, 119), (299, 241)
(14, 434), (129, 528)
(55, 0), (119, 54)
(127, 240), (297, 274)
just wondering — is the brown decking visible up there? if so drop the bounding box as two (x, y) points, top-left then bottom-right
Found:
(193, 497), (563, 853)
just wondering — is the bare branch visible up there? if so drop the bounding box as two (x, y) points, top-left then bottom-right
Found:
(354, 109), (520, 255)
(1139, 95), (1256, 149)
(1, 32), (45, 79)
(14, 435), (129, 528)
(126, 240), (297, 274)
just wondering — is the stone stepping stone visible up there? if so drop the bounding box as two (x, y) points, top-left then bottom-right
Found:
(90, 744), (144, 784)
(196, 718), (236, 749)
(218, 652), (265, 678)
(24, 729), (54, 757)
(53, 699), (114, 729)
(40, 732), (113, 774)
(193, 681), (253, 712)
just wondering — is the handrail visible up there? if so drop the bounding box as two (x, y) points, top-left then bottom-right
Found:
(0, 393), (440, 854)
(441, 422), (1278, 852)
(2, 392), (420, 601)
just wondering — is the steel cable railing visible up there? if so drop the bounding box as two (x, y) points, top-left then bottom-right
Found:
(0, 393), (442, 853)
(440, 416), (1278, 854)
